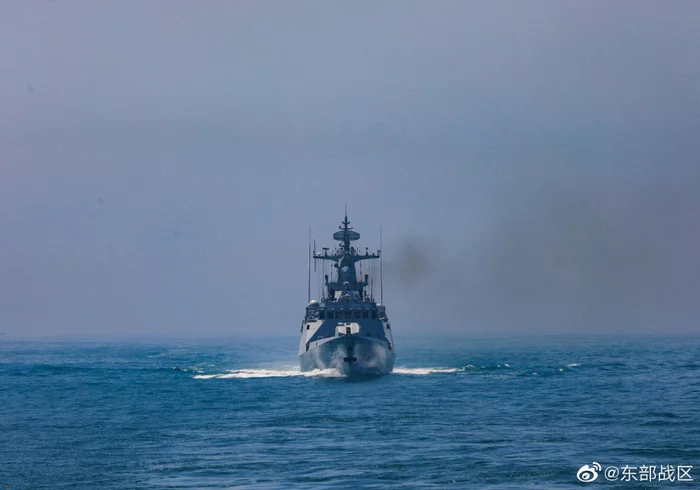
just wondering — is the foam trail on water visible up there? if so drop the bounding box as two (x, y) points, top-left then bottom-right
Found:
(194, 367), (463, 378)
(193, 368), (343, 379)
(393, 367), (461, 375)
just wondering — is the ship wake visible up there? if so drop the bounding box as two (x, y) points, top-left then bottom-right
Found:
(393, 367), (461, 375)
(193, 366), (465, 379)
(193, 367), (344, 379)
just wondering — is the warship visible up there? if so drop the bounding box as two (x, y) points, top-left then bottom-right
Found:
(298, 215), (395, 375)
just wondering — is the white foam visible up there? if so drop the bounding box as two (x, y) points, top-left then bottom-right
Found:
(193, 368), (343, 379)
(195, 366), (463, 379)
(392, 367), (460, 375)
(567, 363), (581, 368)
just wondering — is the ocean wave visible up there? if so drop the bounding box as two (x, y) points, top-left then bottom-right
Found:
(194, 367), (464, 378)
(392, 367), (461, 375)
(193, 364), (556, 378)
(193, 368), (343, 379)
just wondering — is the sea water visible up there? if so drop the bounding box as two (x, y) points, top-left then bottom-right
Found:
(1, 335), (699, 489)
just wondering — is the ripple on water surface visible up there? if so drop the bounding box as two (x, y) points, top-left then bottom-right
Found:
(1, 336), (699, 489)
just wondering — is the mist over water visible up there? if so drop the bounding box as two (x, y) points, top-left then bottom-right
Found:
(1, 2), (699, 337)
(387, 174), (700, 334)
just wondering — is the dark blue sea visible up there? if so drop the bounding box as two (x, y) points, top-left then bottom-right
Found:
(2, 336), (699, 489)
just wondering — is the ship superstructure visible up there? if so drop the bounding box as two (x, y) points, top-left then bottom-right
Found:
(298, 215), (395, 375)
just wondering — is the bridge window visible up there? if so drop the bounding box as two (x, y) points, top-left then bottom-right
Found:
(327, 311), (334, 319)
(353, 310), (360, 319)
(362, 310), (369, 319)
(319, 311), (325, 319)
(345, 311), (352, 320)
(372, 310), (377, 319)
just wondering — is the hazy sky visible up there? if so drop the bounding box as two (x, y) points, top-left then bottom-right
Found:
(1, 1), (698, 338)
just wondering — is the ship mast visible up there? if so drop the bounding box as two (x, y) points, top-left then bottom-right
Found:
(312, 214), (381, 302)
(307, 227), (311, 303)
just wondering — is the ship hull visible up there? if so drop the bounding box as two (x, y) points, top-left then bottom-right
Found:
(299, 335), (395, 375)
